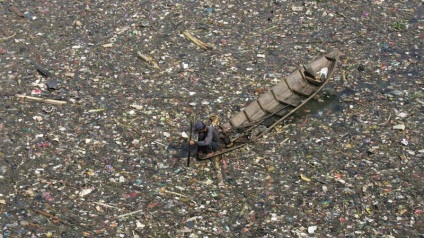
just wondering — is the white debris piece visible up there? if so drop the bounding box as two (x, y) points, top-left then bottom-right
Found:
(181, 131), (189, 138)
(308, 225), (318, 234)
(79, 188), (94, 197)
(397, 112), (407, 118)
(130, 104), (144, 110)
(163, 132), (171, 137)
(393, 124), (405, 130)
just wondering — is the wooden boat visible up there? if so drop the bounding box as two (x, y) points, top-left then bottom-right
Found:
(201, 49), (340, 160)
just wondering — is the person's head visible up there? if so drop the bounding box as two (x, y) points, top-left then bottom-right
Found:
(193, 121), (206, 133)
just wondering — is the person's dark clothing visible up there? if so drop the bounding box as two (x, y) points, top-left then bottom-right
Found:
(195, 126), (220, 154)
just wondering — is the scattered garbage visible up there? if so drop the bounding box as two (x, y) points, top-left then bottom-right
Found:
(0, 0), (422, 237)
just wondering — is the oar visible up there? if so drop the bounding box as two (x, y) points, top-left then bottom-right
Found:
(187, 116), (194, 167)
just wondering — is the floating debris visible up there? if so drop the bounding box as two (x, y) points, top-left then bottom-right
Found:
(0, 0), (422, 237)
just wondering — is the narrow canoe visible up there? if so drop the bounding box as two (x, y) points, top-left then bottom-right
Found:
(202, 49), (340, 159)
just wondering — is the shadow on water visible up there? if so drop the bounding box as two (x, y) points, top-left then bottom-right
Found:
(291, 88), (340, 119)
(294, 77), (397, 118)
(171, 140), (197, 163)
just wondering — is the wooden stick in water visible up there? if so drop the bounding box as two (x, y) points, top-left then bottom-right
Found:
(15, 94), (67, 105)
(182, 30), (212, 50)
(187, 117), (194, 167)
(136, 51), (159, 69)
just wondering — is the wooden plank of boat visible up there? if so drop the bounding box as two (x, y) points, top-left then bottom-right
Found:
(199, 49), (340, 160)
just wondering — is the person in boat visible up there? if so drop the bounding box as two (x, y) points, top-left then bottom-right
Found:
(189, 121), (220, 157)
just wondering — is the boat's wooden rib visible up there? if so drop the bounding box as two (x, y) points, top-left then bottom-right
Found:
(200, 49), (340, 160)
(257, 91), (286, 113)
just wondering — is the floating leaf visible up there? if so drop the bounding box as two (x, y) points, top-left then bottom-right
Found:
(179, 197), (190, 202)
(300, 174), (311, 182)
(398, 209), (407, 215)
(366, 207), (373, 215)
